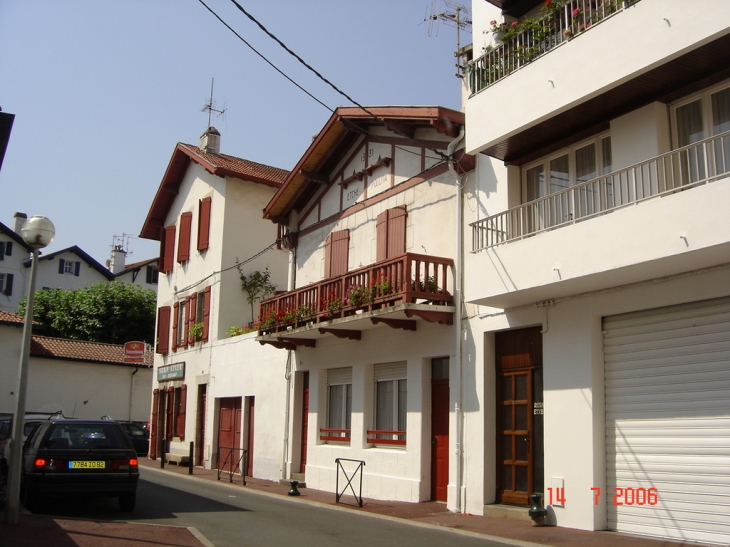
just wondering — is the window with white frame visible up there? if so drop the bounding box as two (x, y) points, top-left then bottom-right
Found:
(176, 300), (186, 347)
(671, 82), (730, 183)
(321, 367), (352, 443)
(368, 362), (407, 446)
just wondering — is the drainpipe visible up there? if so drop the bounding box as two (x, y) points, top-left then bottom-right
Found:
(447, 127), (465, 513)
(129, 366), (139, 421)
(281, 231), (296, 480)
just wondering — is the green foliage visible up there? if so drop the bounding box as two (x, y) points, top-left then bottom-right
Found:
(189, 322), (204, 340)
(16, 282), (157, 345)
(238, 267), (277, 319)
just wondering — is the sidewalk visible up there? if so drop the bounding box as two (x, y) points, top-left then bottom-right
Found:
(1, 457), (703, 547)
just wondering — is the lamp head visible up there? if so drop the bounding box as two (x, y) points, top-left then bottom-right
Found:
(21, 216), (55, 249)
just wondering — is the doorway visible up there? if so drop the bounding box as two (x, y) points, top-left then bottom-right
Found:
(245, 397), (255, 477)
(299, 372), (309, 474)
(196, 384), (206, 465)
(217, 397), (242, 473)
(495, 327), (544, 505)
(430, 357), (449, 501)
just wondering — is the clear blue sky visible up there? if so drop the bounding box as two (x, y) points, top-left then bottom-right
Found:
(0, 0), (466, 265)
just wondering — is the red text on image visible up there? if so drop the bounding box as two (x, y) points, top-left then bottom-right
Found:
(590, 487), (658, 505)
(546, 487), (566, 505)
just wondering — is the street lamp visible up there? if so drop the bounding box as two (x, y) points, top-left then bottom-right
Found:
(4, 216), (54, 524)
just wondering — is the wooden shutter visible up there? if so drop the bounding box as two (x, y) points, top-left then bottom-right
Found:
(177, 384), (187, 441)
(177, 212), (192, 262)
(0, 242), (4, 260)
(325, 229), (349, 278)
(156, 306), (171, 354)
(150, 388), (159, 459)
(376, 210), (388, 262)
(166, 386), (174, 439)
(172, 302), (179, 352)
(203, 286), (211, 342)
(197, 197), (211, 251)
(3, 274), (12, 296)
(188, 293), (197, 345)
(387, 206), (407, 258)
(74, 261), (81, 277)
(58, 258), (65, 274)
(6, 241), (13, 256)
(160, 225), (176, 273)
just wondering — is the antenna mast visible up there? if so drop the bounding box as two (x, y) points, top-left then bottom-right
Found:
(423, 1), (472, 77)
(200, 78), (226, 126)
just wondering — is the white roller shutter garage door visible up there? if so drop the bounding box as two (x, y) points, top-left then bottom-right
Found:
(604, 297), (730, 545)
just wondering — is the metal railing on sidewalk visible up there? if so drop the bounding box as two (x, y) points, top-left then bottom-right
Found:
(216, 446), (248, 486)
(335, 458), (365, 508)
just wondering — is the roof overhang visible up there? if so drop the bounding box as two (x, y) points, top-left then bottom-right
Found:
(263, 106), (466, 223)
(0, 111), (15, 172)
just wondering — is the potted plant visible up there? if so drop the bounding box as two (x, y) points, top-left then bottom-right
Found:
(345, 284), (372, 308)
(188, 322), (204, 341)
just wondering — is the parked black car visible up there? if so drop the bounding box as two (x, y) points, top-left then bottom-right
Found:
(21, 419), (139, 512)
(0, 411), (65, 485)
(117, 422), (149, 456)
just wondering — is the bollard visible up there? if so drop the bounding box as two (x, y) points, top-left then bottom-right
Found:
(188, 441), (194, 475)
(288, 480), (301, 496)
(528, 493), (547, 526)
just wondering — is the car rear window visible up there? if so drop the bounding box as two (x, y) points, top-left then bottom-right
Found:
(45, 423), (131, 449)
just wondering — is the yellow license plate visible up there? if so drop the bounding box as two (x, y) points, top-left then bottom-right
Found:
(69, 461), (106, 469)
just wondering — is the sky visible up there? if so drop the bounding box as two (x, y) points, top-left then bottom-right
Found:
(0, 0), (467, 266)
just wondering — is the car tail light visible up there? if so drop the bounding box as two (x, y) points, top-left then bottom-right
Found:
(33, 458), (66, 470)
(111, 458), (139, 470)
(34, 458), (46, 468)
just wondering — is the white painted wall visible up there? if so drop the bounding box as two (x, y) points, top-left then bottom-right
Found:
(0, 237), (28, 313)
(34, 251), (110, 291)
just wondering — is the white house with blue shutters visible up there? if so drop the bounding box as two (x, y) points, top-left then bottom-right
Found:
(0, 217), (31, 313)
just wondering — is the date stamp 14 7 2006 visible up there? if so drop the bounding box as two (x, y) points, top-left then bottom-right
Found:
(546, 487), (659, 506)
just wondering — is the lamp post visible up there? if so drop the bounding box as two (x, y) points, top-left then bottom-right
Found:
(4, 216), (54, 524)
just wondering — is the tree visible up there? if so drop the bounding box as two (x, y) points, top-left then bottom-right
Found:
(238, 267), (277, 321)
(17, 282), (157, 345)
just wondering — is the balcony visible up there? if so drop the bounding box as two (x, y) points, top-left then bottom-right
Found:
(472, 131), (730, 251)
(467, 0), (637, 95)
(257, 253), (455, 348)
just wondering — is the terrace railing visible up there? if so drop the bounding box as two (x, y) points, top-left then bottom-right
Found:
(467, 0), (639, 94)
(257, 252), (454, 335)
(471, 131), (730, 251)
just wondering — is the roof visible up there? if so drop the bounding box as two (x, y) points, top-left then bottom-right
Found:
(0, 111), (14, 172)
(262, 106), (466, 222)
(140, 143), (290, 240)
(26, 245), (114, 280)
(115, 256), (158, 277)
(30, 335), (153, 366)
(0, 310), (25, 326)
(0, 220), (32, 252)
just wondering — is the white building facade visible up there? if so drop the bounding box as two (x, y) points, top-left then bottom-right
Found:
(463, 0), (730, 544)
(0, 218), (31, 313)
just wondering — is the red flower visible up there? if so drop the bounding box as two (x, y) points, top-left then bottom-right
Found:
(510, 21), (518, 27)
(572, 8), (581, 17)
(545, 0), (552, 6)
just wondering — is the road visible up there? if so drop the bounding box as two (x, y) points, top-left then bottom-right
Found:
(31, 467), (521, 547)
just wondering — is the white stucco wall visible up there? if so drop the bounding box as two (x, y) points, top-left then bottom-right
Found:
(0, 237), (28, 314)
(34, 251), (110, 291)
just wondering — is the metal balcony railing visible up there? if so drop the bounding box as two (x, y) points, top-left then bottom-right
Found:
(257, 253), (454, 335)
(471, 131), (730, 251)
(467, 0), (639, 94)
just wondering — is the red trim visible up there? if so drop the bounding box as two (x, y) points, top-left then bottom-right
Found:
(156, 306), (171, 354)
(202, 287), (211, 342)
(177, 212), (192, 262)
(366, 430), (406, 446)
(198, 197), (211, 251)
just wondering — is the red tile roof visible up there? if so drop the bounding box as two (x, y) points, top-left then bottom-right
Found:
(30, 336), (153, 366)
(178, 144), (290, 185)
(0, 310), (25, 324)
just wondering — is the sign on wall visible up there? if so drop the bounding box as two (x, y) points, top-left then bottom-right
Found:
(123, 341), (146, 364)
(157, 362), (185, 381)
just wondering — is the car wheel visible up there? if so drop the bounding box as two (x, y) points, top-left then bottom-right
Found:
(119, 492), (136, 512)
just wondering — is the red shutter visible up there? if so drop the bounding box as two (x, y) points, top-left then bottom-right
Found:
(156, 306), (171, 354)
(177, 384), (187, 441)
(330, 230), (350, 277)
(198, 197), (211, 251)
(188, 293), (197, 345)
(177, 212), (192, 262)
(376, 210), (388, 262)
(150, 389), (159, 459)
(324, 233), (332, 279)
(160, 225), (176, 273)
(203, 286), (211, 342)
(166, 386), (174, 440)
(387, 206), (407, 259)
(172, 302), (179, 352)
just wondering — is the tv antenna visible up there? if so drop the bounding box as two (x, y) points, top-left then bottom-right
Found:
(200, 78), (227, 127)
(423, 0), (472, 51)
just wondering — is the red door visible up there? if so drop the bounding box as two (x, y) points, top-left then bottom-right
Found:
(197, 385), (206, 465)
(246, 397), (255, 477)
(299, 372), (309, 474)
(218, 397), (242, 473)
(431, 379), (450, 501)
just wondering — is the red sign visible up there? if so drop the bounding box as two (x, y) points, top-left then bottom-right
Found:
(124, 341), (146, 364)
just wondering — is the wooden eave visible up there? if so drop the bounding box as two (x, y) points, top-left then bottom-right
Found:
(483, 32), (730, 164)
(263, 106), (465, 222)
(484, 0), (542, 18)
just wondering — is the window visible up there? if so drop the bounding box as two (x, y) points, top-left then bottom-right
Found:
(173, 300), (186, 349)
(165, 386), (186, 440)
(156, 306), (171, 354)
(324, 229), (349, 278)
(177, 212), (192, 263)
(368, 362), (407, 446)
(0, 273), (13, 295)
(58, 259), (81, 276)
(321, 368), (352, 443)
(0, 241), (12, 260)
(672, 82), (730, 184)
(172, 287), (211, 350)
(145, 264), (158, 284)
(197, 197), (211, 251)
(376, 206), (407, 262)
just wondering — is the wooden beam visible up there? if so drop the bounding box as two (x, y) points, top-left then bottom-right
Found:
(370, 317), (416, 331)
(300, 169), (329, 185)
(318, 328), (361, 340)
(404, 309), (453, 325)
(277, 337), (316, 348)
(259, 340), (296, 350)
(381, 119), (415, 139)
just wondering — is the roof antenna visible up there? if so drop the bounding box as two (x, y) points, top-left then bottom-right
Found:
(200, 78), (226, 127)
(422, 1), (472, 77)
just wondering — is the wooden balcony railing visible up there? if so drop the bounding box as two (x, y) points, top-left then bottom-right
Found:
(257, 253), (454, 335)
(319, 428), (351, 443)
(366, 430), (406, 446)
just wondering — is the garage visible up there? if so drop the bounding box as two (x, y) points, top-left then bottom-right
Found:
(603, 296), (730, 545)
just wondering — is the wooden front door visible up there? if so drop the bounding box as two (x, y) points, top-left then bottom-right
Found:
(496, 327), (543, 505)
(431, 378), (449, 501)
(197, 385), (206, 465)
(246, 397), (255, 477)
(299, 372), (309, 474)
(218, 397), (242, 473)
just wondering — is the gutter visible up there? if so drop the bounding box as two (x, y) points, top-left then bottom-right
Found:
(447, 127), (465, 513)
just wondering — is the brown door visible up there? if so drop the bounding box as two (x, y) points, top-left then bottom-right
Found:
(218, 397), (242, 473)
(496, 327), (543, 505)
(299, 372), (309, 474)
(246, 397), (255, 477)
(431, 378), (449, 501)
(197, 385), (207, 465)
(150, 389), (159, 459)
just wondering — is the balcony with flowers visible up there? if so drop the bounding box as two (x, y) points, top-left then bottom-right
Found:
(256, 253), (455, 349)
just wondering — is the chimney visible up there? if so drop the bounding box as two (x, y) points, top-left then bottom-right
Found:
(110, 245), (127, 274)
(13, 212), (27, 234)
(200, 126), (221, 155)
